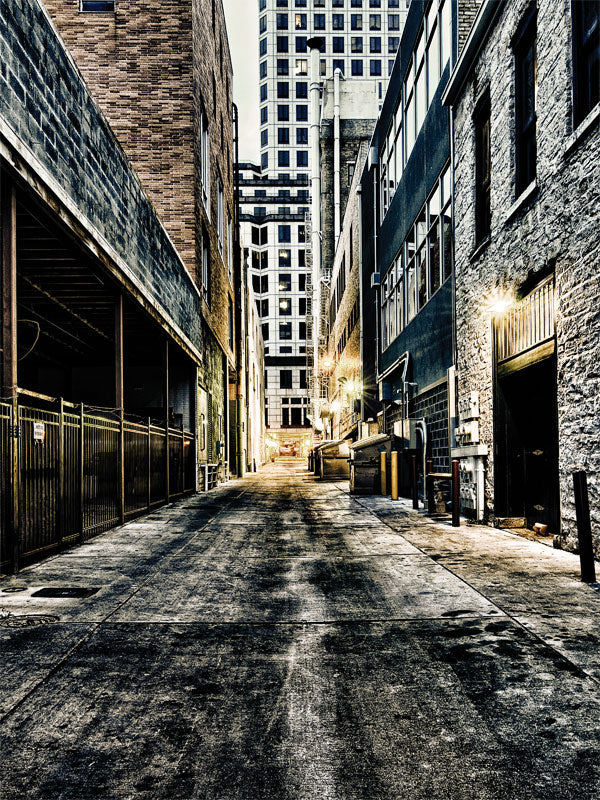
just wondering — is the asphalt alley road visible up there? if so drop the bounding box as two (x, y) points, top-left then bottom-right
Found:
(1, 459), (600, 799)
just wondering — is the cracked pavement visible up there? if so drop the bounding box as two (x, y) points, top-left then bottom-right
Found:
(1, 459), (600, 799)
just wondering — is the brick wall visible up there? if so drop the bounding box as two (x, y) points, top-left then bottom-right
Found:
(0, 0), (203, 354)
(452, 0), (600, 551)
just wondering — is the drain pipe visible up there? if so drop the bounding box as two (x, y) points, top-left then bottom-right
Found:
(357, 183), (364, 424)
(333, 67), (342, 244)
(416, 419), (428, 493)
(308, 37), (323, 407)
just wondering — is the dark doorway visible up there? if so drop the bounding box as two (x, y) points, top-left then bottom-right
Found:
(495, 354), (559, 532)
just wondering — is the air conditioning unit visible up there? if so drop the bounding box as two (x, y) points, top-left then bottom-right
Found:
(371, 272), (381, 288)
(393, 419), (422, 450)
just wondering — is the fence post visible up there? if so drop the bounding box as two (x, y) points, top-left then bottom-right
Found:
(79, 403), (85, 542)
(147, 417), (152, 511)
(10, 396), (19, 573)
(118, 409), (124, 525)
(573, 470), (597, 583)
(58, 397), (65, 547)
(412, 454), (418, 509)
(452, 459), (460, 527)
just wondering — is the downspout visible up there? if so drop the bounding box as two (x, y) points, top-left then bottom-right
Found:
(308, 38), (323, 409)
(357, 184), (364, 424)
(333, 68), (342, 244)
(372, 161), (379, 380)
(232, 102), (244, 476)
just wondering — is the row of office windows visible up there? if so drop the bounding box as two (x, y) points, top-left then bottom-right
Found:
(262, 321), (308, 341)
(252, 273), (308, 294)
(474, 1), (599, 247)
(380, 166), (452, 350)
(261, 127), (309, 144)
(265, 1), (402, 8)
(335, 298), (360, 357)
(379, 0), (451, 220)
(266, 370), (308, 392)
(249, 225), (306, 245)
(262, 32), (399, 57)
(261, 104), (309, 123)
(255, 298), (308, 317)
(249, 247), (307, 270)
(265, 12), (394, 31)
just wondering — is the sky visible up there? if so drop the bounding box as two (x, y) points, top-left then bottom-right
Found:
(223, 0), (260, 164)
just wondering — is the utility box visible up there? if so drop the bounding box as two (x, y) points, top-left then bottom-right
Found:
(349, 433), (391, 494)
(318, 439), (350, 480)
(392, 418), (422, 450)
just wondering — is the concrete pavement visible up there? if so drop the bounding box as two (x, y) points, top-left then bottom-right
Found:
(1, 459), (599, 799)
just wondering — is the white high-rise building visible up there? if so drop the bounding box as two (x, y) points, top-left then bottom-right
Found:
(239, 0), (409, 452)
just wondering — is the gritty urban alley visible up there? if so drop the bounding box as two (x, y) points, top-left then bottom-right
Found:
(1, 459), (600, 799)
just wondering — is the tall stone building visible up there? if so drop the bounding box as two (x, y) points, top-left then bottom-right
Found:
(241, 0), (408, 453)
(443, 0), (600, 550)
(45, 0), (240, 480)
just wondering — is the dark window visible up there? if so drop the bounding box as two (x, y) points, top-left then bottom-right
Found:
(370, 37), (381, 53)
(299, 321), (307, 339)
(279, 249), (291, 267)
(333, 14), (345, 29)
(314, 14), (326, 29)
(572, 1), (600, 126)
(278, 128), (290, 144)
(370, 59), (382, 75)
(277, 82), (290, 98)
(351, 36), (363, 52)
(81, 1), (115, 10)
(333, 59), (345, 73)
(279, 273), (292, 291)
(277, 59), (289, 75)
(278, 225), (291, 243)
(277, 36), (289, 53)
(296, 105), (308, 121)
(296, 81), (308, 98)
(261, 106), (268, 123)
(388, 13), (400, 30)
(291, 407), (303, 426)
(260, 83), (267, 101)
(351, 14), (363, 29)
(296, 13), (307, 30)
(296, 151), (308, 167)
(280, 370), (293, 389)
(296, 128), (308, 145)
(298, 224), (306, 243)
(278, 105), (290, 120)
(474, 92), (492, 245)
(261, 129), (268, 146)
(298, 249), (306, 267)
(282, 408), (290, 426)
(260, 38), (267, 56)
(260, 15), (267, 34)
(299, 274), (306, 292)
(280, 322), (292, 339)
(369, 14), (381, 30)
(299, 298), (306, 315)
(333, 37), (345, 53)
(278, 151), (290, 167)
(351, 0), (363, 6)
(299, 370), (307, 390)
(260, 60), (267, 79)
(296, 35), (308, 52)
(513, 6), (537, 196)
(389, 36), (399, 53)
(276, 13), (288, 29)
(262, 323), (269, 342)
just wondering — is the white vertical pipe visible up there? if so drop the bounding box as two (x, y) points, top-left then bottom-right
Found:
(333, 68), (341, 243)
(308, 39), (322, 403)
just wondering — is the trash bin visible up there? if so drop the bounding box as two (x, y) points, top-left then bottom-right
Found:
(349, 433), (392, 494)
(310, 442), (329, 474)
(318, 439), (350, 480)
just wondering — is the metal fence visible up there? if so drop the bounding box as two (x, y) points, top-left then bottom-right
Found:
(0, 399), (195, 572)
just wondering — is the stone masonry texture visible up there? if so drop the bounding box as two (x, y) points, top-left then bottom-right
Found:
(0, 0), (203, 354)
(452, 0), (600, 553)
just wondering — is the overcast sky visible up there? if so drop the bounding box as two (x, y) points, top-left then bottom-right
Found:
(223, 0), (260, 164)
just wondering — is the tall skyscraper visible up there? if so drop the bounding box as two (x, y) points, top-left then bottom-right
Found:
(239, 0), (409, 453)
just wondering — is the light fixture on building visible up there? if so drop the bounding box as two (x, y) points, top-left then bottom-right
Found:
(487, 290), (513, 314)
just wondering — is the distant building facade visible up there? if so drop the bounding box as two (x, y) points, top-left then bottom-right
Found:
(444, 0), (600, 549)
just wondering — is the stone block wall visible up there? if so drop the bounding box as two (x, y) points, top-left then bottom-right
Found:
(452, 0), (600, 551)
(0, 0), (203, 354)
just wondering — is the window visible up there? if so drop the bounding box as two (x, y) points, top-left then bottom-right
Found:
(280, 322), (292, 340)
(333, 37), (345, 53)
(351, 14), (363, 30)
(279, 273), (292, 291)
(370, 37), (381, 53)
(258, 298), (269, 317)
(351, 0), (363, 6)
(279, 298), (292, 315)
(333, 14), (344, 30)
(474, 92), (491, 245)
(277, 59), (289, 75)
(389, 36), (399, 54)
(259, 15), (267, 34)
(260, 38), (267, 57)
(228, 299), (234, 349)
(389, 13), (400, 30)
(369, 14), (381, 30)
(295, 13), (307, 30)
(296, 81), (308, 98)
(227, 211), (233, 281)
(299, 298), (306, 316)
(260, 60), (267, 79)
(260, 84), (267, 102)
(296, 105), (308, 121)
(278, 225), (291, 243)
(572, 0), (600, 126)
(299, 321), (307, 339)
(277, 36), (289, 53)
(298, 224), (306, 243)
(252, 274), (268, 294)
(296, 151), (308, 167)
(277, 82), (290, 98)
(260, 153), (268, 169)
(513, 6), (537, 196)
(296, 59), (308, 75)
(81, 1), (115, 10)
(217, 177), (224, 254)
(333, 59), (345, 74)
(261, 129), (268, 147)
(261, 106), (268, 124)
(201, 231), (210, 305)
(278, 105), (289, 120)
(351, 36), (363, 52)
(278, 151), (290, 167)
(333, 0), (345, 7)
(370, 60), (382, 75)
(262, 323), (269, 342)
(280, 370), (293, 389)
(314, 14), (326, 30)
(276, 13), (288, 30)
(369, 0), (381, 6)
(296, 35), (307, 52)
(299, 274), (306, 292)
(291, 407), (302, 426)
(351, 60), (363, 76)
(200, 108), (210, 215)
(278, 128), (290, 144)
(276, 0), (287, 6)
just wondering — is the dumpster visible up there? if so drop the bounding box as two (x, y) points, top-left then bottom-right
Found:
(318, 439), (350, 480)
(311, 442), (329, 474)
(349, 433), (392, 494)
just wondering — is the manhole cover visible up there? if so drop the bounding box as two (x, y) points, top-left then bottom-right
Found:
(1, 586), (28, 593)
(0, 614), (58, 628)
(31, 587), (100, 598)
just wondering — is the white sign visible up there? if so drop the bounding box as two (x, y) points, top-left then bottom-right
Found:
(33, 422), (45, 443)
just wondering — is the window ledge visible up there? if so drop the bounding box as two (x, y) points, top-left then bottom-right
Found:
(563, 105), (600, 159)
(504, 179), (538, 225)
(469, 235), (491, 263)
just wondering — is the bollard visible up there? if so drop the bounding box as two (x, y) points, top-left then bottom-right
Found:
(573, 470), (596, 583)
(391, 451), (399, 501)
(380, 451), (387, 496)
(412, 454), (418, 509)
(452, 459), (460, 527)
